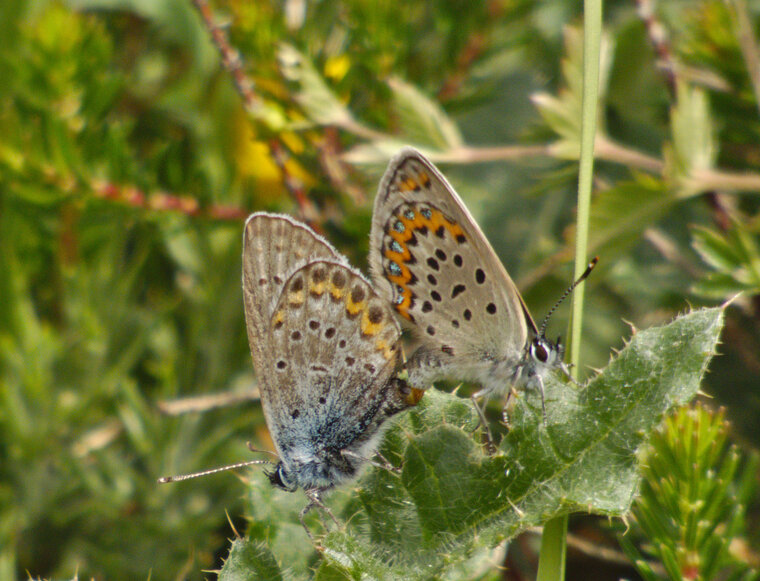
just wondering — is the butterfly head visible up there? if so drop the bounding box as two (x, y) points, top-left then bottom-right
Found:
(266, 462), (298, 492)
(529, 334), (564, 370)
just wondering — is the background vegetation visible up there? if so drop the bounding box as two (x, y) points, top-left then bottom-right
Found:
(0, 0), (758, 579)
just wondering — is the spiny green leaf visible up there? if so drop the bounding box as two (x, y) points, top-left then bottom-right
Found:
(219, 538), (283, 581)
(246, 306), (724, 579)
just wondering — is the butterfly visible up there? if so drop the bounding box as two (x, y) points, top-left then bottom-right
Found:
(161, 212), (422, 536)
(369, 148), (594, 432)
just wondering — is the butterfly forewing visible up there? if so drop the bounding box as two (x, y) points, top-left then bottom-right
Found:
(369, 149), (531, 362)
(265, 261), (403, 461)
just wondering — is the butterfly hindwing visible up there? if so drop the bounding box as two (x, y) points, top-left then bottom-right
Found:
(265, 260), (404, 459)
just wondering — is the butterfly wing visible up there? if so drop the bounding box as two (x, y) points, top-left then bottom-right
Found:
(243, 213), (345, 373)
(264, 260), (405, 478)
(369, 148), (535, 388)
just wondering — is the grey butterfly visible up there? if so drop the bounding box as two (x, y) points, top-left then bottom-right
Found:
(159, 213), (422, 533)
(241, 212), (422, 530)
(369, 148), (593, 429)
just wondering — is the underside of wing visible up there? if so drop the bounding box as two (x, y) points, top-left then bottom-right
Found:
(242, 213), (344, 371)
(263, 260), (404, 459)
(369, 148), (531, 358)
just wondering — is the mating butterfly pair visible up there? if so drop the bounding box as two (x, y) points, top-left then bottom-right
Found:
(162, 148), (589, 532)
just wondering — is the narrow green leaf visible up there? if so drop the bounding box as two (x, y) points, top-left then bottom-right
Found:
(669, 82), (716, 194)
(279, 44), (355, 129)
(387, 77), (463, 150)
(692, 226), (745, 272)
(589, 178), (676, 257)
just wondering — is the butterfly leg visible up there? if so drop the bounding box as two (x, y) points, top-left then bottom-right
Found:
(341, 449), (401, 474)
(500, 387), (518, 428)
(301, 489), (340, 540)
(536, 374), (547, 425)
(470, 392), (497, 455)
(559, 360), (583, 387)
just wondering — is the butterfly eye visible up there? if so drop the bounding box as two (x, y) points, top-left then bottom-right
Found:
(267, 464), (295, 491)
(532, 341), (549, 363)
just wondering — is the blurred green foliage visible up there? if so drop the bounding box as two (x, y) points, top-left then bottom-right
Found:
(620, 405), (759, 581)
(1, 0), (759, 579)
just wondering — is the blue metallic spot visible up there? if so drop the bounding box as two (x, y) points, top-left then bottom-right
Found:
(421, 207), (432, 219)
(388, 262), (402, 276)
(390, 240), (403, 254)
(404, 209), (415, 220)
(393, 220), (405, 233)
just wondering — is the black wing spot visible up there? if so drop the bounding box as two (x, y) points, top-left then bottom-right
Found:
(368, 305), (384, 324)
(422, 301), (433, 313)
(351, 285), (366, 303)
(345, 356), (356, 366)
(426, 257), (440, 271)
(475, 268), (486, 284)
(332, 270), (347, 289)
(291, 331), (302, 341)
(453, 254), (463, 267)
(435, 249), (447, 261)
(451, 284), (466, 298)
(486, 303), (497, 314)
(273, 276), (283, 285)
(427, 274), (438, 286)
(365, 363), (376, 373)
(339, 339), (347, 348)
(426, 325), (436, 336)
(431, 290), (442, 302)
(258, 277), (267, 286)
(319, 396), (327, 404)
(309, 320), (320, 330)
(325, 327), (336, 339)
(277, 360), (287, 369)
(451, 319), (460, 328)
(312, 267), (327, 282)
(463, 309), (472, 320)
(435, 226), (446, 238)
(291, 277), (304, 292)
(291, 409), (300, 419)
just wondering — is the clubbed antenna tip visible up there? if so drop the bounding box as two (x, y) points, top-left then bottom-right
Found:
(539, 257), (599, 337)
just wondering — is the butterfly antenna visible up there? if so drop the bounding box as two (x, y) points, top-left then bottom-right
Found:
(158, 444), (279, 484)
(538, 257), (599, 337)
(158, 459), (275, 483)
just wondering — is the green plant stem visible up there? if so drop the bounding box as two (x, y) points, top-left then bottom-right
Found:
(537, 516), (568, 581)
(538, 0), (602, 579)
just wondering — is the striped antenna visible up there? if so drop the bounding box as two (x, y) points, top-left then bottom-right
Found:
(538, 257), (599, 337)
(158, 444), (278, 483)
